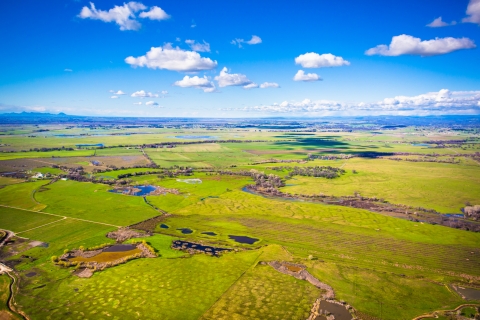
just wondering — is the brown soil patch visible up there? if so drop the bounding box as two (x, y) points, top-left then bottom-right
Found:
(70, 248), (142, 263)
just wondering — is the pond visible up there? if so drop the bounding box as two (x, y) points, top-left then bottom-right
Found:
(174, 135), (218, 140)
(454, 286), (480, 300)
(202, 232), (217, 236)
(228, 235), (259, 244)
(172, 240), (231, 256)
(319, 300), (352, 320)
(177, 228), (193, 234)
(75, 143), (104, 148)
(160, 224), (169, 229)
(109, 185), (157, 196)
(411, 143), (430, 147)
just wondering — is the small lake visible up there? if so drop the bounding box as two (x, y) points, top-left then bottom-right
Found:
(160, 224), (169, 229)
(177, 228), (193, 234)
(109, 185), (156, 196)
(202, 232), (217, 236)
(174, 135), (218, 140)
(444, 213), (464, 217)
(411, 143), (430, 147)
(75, 143), (104, 147)
(454, 286), (480, 300)
(319, 301), (352, 320)
(172, 240), (230, 256)
(228, 235), (259, 244)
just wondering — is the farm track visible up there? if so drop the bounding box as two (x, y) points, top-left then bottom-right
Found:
(0, 204), (121, 228)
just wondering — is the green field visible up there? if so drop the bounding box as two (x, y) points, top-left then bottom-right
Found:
(1, 125), (479, 319)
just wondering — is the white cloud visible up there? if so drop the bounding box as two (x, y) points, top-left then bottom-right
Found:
(145, 101), (159, 106)
(235, 89), (480, 116)
(138, 6), (169, 20)
(293, 70), (321, 82)
(214, 67), (254, 88)
(243, 83), (259, 89)
(259, 82), (280, 89)
(131, 90), (159, 98)
(133, 102), (142, 105)
(426, 17), (454, 27)
(78, 2), (145, 31)
(113, 90), (126, 95)
(295, 53), (350, 68)
(191, 19), (196, 28)
(64, 68), (73, 72)
(79, 2), (169, 30)
(161, 90), (168, 95)
(246, 35), (262, 45)
(173, 75), (216, 93)
(185, 40), (211, 52)
(111, 95), (118, 99)
(231, 35), (262, 47)
(125, 43), (217, 72)
(463, 0), (480, 25)
(366, 34), (476, 56)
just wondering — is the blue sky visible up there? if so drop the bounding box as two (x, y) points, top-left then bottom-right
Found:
(0, 0), (479, 117)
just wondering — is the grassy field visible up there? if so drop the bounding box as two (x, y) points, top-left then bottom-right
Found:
(34, 180), (158, 226)
(279, 158), (480, 213)
(0, 127), (479, 319)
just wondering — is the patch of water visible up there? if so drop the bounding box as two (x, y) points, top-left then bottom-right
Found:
(160, 224), (169, 229)
(319, 301), (352, 320)
(109, 185), (156, 196)
(75, 143), (104, 147)
(455, 286), (480, 300)
(228, 235), (259, 244)
(172, 240), (230, 256)
(177, 228), (193, 234)
(202, 232), (217, 236)
(411, 143), (430, 147)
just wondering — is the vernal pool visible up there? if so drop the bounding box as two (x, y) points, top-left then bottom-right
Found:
(228, 235), (259, 244)
(109, 185), (156, 196)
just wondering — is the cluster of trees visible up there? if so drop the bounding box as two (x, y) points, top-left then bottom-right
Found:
(307, 154), (353, 160)
(271, 166), (345, 179)
(388, 157), (460, 164)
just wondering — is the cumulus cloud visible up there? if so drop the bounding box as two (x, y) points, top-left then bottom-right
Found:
(214, 67), (254, 88)
(463, 0), (480, 25)
(235, 89), (480, 116)
(138, 6), (170, 20)
(185, 40), (210, 52)
(64, 68), (73, 72)
(366, 34), (476, 56)
(295, 53), (350, 68)
(174, 75), (216, 93)
(161, 90), (168, 95)
(133, 102), (142, 105)
(426, 17), (455, 27)
(231, 35), (262, 48)
(293, 70), (321, 82)
(243, 83), (259, 89)
(260, 82), (280, 89)
(131, 90), (159, 98)
(111, 96), (118, 99)
(78, 2), (169, 31)
(145, 101), (159, 106)
(113, 90), (126, 95)
(125, 43), (217, 72)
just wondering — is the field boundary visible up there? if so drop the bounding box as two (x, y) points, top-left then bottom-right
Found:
(0, 204), (121, 228)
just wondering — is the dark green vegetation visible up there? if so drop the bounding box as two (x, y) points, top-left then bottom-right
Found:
(0, 122), (479, 319)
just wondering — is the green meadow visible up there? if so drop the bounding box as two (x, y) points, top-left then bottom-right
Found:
(0, 126), (479, 319)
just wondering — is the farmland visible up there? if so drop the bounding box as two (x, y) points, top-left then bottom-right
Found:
(0, 119), (479, 319)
